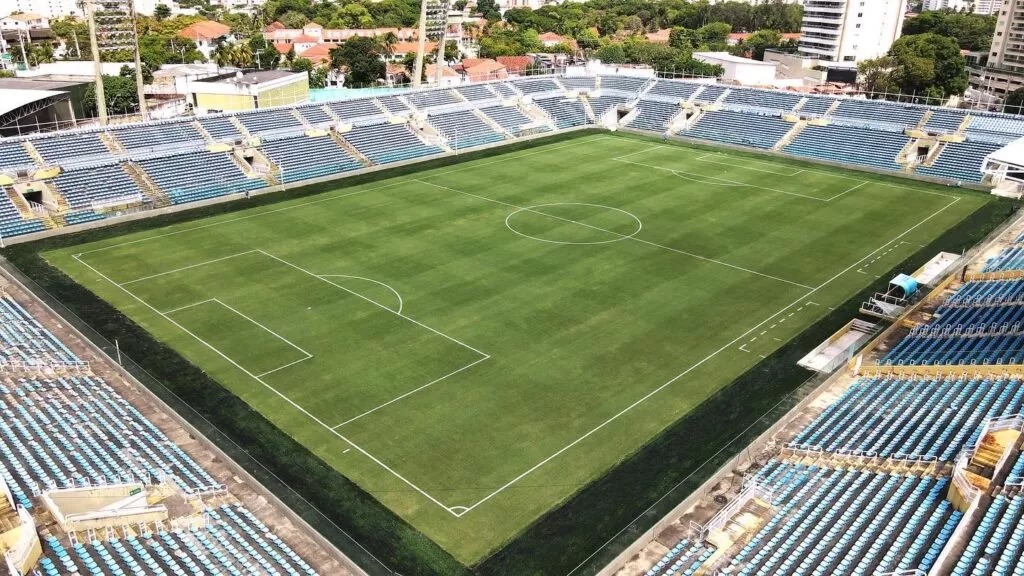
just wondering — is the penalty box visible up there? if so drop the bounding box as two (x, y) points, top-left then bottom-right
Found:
(120, 249), (487, 429)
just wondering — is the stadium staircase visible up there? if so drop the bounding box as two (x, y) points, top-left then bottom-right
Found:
(824, 99), (842, 116)
(917, 110), (935, 130)
(331, 133), (373, 167)
(518, 100), (557, 131)
(99, 132), (126, 154)
(5, 188), (35, 220)
(291, 109), (312, 129)
(958, 115), (974, 135)
(192, 120), (215, 143)
(773, 121), (807, 151)
(228, 116), (250, 137)
(412, 121), (452, 153)
(21, 141), (43, 165)
(791, 97), (809, 113)
(123, 163), (171, 208)
(473, 109), (511, 138)
(579, 94), (597, 122)
(921, 142), (948, 167)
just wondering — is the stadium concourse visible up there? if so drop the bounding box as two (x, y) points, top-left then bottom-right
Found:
(615, 216), (1024, 575)
(0, 275), (350, 574)
(0, 73), (1022, 242)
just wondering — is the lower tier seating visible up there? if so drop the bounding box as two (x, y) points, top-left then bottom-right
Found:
(260, 136), (361, 183)
(344, 123), (442, 165)
(587, 95), (629, 118)
(139, 151), (261, 205)
(533, 97), (588, 129)
(953, 492), (1024, 576)
(791, 375), (1024, 461)
(53, 163), (141, 210)
(785, 125), (908, 171)
(728, 462), (960, 576)
(0, 376), (222, 499)
(686, 110), (792, 149)
(428, 111), (504, 149)
(630, 100), (681, 132)
(645, 540), (714, 576)
(0, 191), (45, 238)
(984, 247), (1024, 273)
(917, 140), (1002, 184)
(0, 296), (80, 368)
(480, 106), (535, 134)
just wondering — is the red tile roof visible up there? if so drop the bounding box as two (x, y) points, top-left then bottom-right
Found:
(177, 20), (231, 41)
(495, 55), (532, 73)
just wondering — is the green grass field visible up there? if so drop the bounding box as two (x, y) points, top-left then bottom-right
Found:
(45, 132), (989, 564)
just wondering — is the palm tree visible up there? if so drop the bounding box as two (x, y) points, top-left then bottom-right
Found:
(381, 31), (399, 58)
(212, 41), (233, 69)
(230, 43), (253, 68)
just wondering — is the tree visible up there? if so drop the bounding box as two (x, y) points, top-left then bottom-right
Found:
(120, 63), (153, 84)
(82, 75), (139, 116)
(740, 29), (782, 60)
(888, 33), (968, 100)
(594, 43), (626, 63)
(212, 41), (233, 68)
(279, 10), (308, 28)
(1005, 88), (1024, 115)
(444, 40), (459, 62)
(248, 35), (280, 69)
(380, 31), (399, 57)
(329, 36), (385, 86)
(230, 43), (253, 68)
(154, 3), (172, 21)
(903, 9), (996, 51)
(857, 55), (899, 95)
(309, 66), (328, 89)
(50, 16), (88, 59)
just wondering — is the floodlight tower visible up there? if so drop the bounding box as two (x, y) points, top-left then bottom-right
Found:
(85, 0), (149, 124)
(412, 0), (450, 88)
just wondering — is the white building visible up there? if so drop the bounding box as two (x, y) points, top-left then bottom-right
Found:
(693, 52), (779, 85)
(922, 0), (998, 14)
(3, 0), (82, 18)
(0, 12), (51, 30)
(798, 0), (908, 63)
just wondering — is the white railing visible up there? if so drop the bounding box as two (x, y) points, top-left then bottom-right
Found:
(90, 193), (145, 211)
(689, 480), (775, 543)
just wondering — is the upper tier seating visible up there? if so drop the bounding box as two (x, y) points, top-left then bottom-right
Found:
(985, 247), (1024, 273)
(197, 116), (243, 141)
(967, 115), (1024, 143)
(924, 109), (967, 133)
(588, 95), (630, 117)
(428, 111), (503, 149)
(561, 76), (597, 92)
(533, 97), (588, 129)
(645, 539), (714, 576)
(785, 124), (908, 171)
(0, 297), (80, 368)
(490, 83), (518, 99)
(32, 132), (109, 164)
(727, 462), (961, 576)
(952, 493), (1024, 576)
(694, 85), (728, 103)
(630, 99), (681, 132)
(326, 98), (386, 121)
(407, 89), (461, 110)
(917, 140), (1002, 183)
(686, 110), (792, 149)
(515, 78), (562, 95)
(480, 105), (535, 133)
(344, 123), (442, 164)
(0, 375), (221, 497)
(0, 142), (34, 169)
(377, 95), (409, 114)
(792, 375), (1024, 461)
(111, 122), (203, 151)
(38, 503), (319, 576)
(833, 99), (925, 128)
(799, 96), (837, 116)
(53, 163), (141, 210)
(260, 136), (361, 183)
(0, 191), (45, 238)
(139, 151), (260, 205)
(456, 84), (497, 101)
(723, 89), (802, 112)
(296, 105), (335, 126)
(646, 80), (702, 101)
(599, 75), (648, 94)
(235, 109), (303, 135)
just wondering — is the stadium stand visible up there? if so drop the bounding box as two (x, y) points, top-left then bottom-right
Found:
(798, 96), (837, 116)
(325, 98), (386, 122)
(480, 105), (536, 134)
(925, 109), (969, 133)
(138, 150), (261, 205)
(832, 99), (925, 129)
(599, 75), (649, 94)
(985, 247), (1024, 273)
(685, 110), (793, 149)
(0, 192), (46, 237)
(31, 132), (109, 164)
(784, 124), (908, 171)
(235, 109), (303, 135)
(490, 82), (519, 99)
(197, 115), (244, 141)
(533, 96), (588, 129)
(952, 491), (1024, 576)
(261, 136), (362, 182)
(918, 140), (1004, 183)
(587, 95), (630, 118)
(110, 121), (203, 151)
(377, 95), (410, 114)
(52, 163), (141, 210)
(428, 111), (504, 149)
(344, 123), (443, 164)
(514, 78), (562, 95)
(644, 80), (702, 102)
(0, 143), (35, 168)
(456, 84), (497, 102)
(693, 84), (727, 103)
(407, 89), (461, 110)
(561, 76), (597, 92)
(722, 89), (802, 113)
(631, 100), (682, 133)
(296, 104), (335, 127)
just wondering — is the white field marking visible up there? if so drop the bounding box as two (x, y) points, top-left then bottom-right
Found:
(72, 252), (467, 517)
(78, 135), (616, 257)
(121, 250), (259, 285)
(417, 180), (813, 290)
(613, 157), (829, 202)
(257, 250), (490, 359)
(610, 145), (665, 161)
(259, 356), (313, 377)
(332, 355), (490, 429)
(162, 298), (216, 314)
(318, 274), (404, 314)
(450, 194), (962, 518)
(342, 448), (351, 454)
(504, 203), (643, 246)
(693, 154), (804, 177)
(667, 172), (749, 187)
(828, 181), (869, 201)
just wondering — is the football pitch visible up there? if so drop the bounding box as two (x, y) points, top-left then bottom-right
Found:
(46, 132), (989, 563)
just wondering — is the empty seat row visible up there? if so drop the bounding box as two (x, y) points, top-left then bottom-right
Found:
(343, 122), (442, 165)
(479, 105), (535, 134)
(52, 163), (141, 210)
(630, 100), (682, 133)
(533, 97), (588, 129)
(918, 140), (1002, 184)
(407, 89), (461, 110)
(260, 136), (362, 183)
(785, 124), (908, 171)
(428, 111), (503, 149)
(138, 150), (260, 205)
(686, 110), (792, 150)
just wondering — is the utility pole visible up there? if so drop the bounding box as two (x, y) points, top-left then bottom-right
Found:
(86, 0), (108, 125)
(434, 13), (446, 87)
(412, 0), (429, 88)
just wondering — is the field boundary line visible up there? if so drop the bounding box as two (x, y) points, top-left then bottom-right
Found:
(318, 274), (404, 314)
(415, 179), (813, 290)
(612, 157), (829, 202)
(693, 153), (803, 177)
(70, 252), (468, 517)
(77, 135), (614, 257)
(829, 181), (870, 202)
(331, 355), (491, 429)
(450, 193), (962, 517)
(120, 250), (259, 285)
(162, 298), (216, 314)
(611, 145), (665, 161)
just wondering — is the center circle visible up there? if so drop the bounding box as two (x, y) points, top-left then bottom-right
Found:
(505, 203), (643, 245)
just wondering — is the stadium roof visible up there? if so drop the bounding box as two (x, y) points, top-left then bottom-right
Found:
(0, 88), (64, 116)
(988, 137), (1024, 168)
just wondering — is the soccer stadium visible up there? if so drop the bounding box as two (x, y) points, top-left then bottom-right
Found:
(2, 66), (1024, 576)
